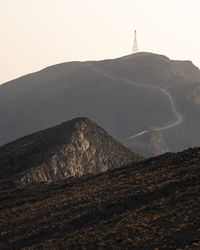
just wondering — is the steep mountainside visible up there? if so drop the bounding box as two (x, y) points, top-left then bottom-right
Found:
(164, 81), (200, 152)
(0, 117), (142, 185)
(1, 52), (200, 156)
(1, 146), (200, 249)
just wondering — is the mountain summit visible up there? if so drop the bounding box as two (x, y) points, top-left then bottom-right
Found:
(0, 118), (142, 185)
(104, 52), (200, 86)
(1, 52), (200, 156)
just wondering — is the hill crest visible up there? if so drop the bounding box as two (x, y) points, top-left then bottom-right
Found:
(0, 117), (143, 185)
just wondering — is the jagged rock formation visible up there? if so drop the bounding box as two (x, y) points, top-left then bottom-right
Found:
(0, 118), (143, 185)
(124, 130), (169, 157)
(1, 146), (200, 249)
(1, 52), (200, 156)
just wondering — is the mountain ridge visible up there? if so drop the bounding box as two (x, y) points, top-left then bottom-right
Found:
(0, 117), (143, 185)
(1, 52), (200, 156)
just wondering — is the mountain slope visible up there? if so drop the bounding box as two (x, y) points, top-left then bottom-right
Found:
(164, 81), (200, 152)
(0, 117), (142, 185)
(1, 146), (200, 249)
(1, 52), (200, 156)
(97, 52), (200, 86)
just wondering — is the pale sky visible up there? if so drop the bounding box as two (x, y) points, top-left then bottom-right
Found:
(0, 0), (200, 84)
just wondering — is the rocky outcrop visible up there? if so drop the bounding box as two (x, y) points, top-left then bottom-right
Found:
(0, 118), (143, 185)
(149, 131), (169, 155)
(125, 130), (169, 157)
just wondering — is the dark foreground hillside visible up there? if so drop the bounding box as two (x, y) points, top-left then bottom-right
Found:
(1, 147), (200, 249)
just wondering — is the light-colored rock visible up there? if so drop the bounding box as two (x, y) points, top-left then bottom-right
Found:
(7, 118), (143, 185)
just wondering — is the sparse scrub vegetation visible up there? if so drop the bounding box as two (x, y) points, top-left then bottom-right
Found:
(0, 147), (200, 248)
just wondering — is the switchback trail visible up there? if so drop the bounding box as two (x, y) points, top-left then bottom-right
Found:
(86, 63), (183, 139)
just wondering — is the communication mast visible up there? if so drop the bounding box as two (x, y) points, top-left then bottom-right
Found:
(133, 30), (139, 53)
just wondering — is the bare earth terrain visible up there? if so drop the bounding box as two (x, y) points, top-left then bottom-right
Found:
(1, 146), (200, 249)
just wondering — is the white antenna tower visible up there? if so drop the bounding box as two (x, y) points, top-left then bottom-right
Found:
(133, 30), (139, 53)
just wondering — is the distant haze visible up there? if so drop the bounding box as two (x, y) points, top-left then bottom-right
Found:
(0, 0), (200, 84)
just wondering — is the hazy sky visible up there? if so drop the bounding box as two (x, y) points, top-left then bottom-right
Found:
(0, 0), (200, 84)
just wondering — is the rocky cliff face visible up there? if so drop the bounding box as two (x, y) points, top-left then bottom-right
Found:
(0, 118), (143, 185)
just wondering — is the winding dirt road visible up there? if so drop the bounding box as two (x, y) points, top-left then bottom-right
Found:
(86, 63), (183, 139)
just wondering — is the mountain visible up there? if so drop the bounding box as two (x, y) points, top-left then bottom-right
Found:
(96, 52), (200, 86)
(1, 52), (200, 156)
(0, 117), (143, 185)
(1, 146), (200, 249)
